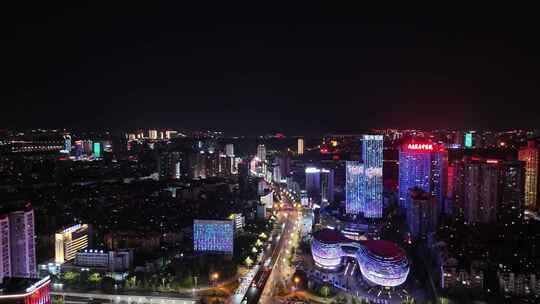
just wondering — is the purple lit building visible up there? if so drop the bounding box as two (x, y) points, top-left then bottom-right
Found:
(311, 229), (409, 287)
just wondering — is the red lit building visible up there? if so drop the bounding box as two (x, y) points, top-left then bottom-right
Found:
(0, 276), (51, 304)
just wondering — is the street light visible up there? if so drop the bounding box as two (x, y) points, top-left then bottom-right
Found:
(294, 276), (300, 288)
(211, 272), (219, 286)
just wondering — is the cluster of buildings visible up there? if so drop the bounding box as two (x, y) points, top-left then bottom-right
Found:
(0, 205), (52, 303)
(344, 135), (384, 218)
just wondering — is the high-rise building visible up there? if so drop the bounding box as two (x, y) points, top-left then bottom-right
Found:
(188, 151), (206, 179)
(321, 168), (335, 205)
(465, 132), (473, 148)
(453, 157), (525, 224)
(461, 159), (501, 224)
(149, 130), (158, 140)
(0, 206), (37, 282)
(55, 224), (91, 264)
(407, 188), (438, 240)
(346, 161), (364, 215)
(361, 135), (383, 218)
(93, 142), (102, 158)
(62, 134), (71, 154)
(158, 151), (183, 180)
(257, 144), (266, 162)
(165, 130), (177, 139)
(398, 140), (447, 213)
(0, 215), (11, 282)
(305, 167), (321, 201)
(518, 140), (539, 210)
(225, 144), (234, 157)
(499, 160), (525, 222)
(279, 152), (291, 177)
(298, 138), (304, 155)
(8, 209), (36, 278)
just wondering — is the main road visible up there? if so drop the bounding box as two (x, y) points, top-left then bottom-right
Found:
(237, 188), (301, 304)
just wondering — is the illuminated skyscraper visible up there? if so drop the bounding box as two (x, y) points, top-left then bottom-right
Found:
(305, 167), (321, 201)
(298, 138), (304, 155)
(0, 215), (11, 282)
(499, 160), (525, 222)
(93, 142), (101, 158)
(165, 130), (177, 139)
(346, 161), (364, 215)
(0, 207), (37, 281)
(361, 135), (383, 218)
(158, 151), (183, 180)
(225, 144), (234, 157)
(398, 141), (447, 213)
(465, 132), (473, 148)
(62, 134), (71, 154)
(257, 144), (266, 162)
(321, 168), (335, 205)
(518, 140), (539, 210)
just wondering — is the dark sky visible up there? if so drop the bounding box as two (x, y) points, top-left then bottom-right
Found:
(6, 3), (540, 134)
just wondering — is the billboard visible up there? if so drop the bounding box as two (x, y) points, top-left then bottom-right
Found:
(193, 220), (234, 253)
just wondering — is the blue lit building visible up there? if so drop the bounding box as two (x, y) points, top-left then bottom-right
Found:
(398, 141), (447, 212)
(193, 220), (234, 253)
(361, 135), (383, 218)
(305, 167), (321, 202)
(346, 161), (364, 215)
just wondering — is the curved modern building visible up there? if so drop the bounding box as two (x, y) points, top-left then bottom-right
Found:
(311, 229), (409, 287)
(311, 229), (348, 270)
(357, 240), (409, 287)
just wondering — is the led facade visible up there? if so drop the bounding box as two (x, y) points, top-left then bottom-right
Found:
(361, 135), (383, 218)
(311, 238), (343, 270)
(193, 220), (234, 253)
(518, 141), (539, 210)
(0, 276), (51, 304)
(399, 140), (447, 211)
(465, 133), (473, 148)
(346, 161), (364, 215)
(93, 142), (101, 158)
(356, 241), (410, 287)
(310, 229), (409, 287)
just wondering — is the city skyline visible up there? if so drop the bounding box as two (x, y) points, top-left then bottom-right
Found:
(4, 3), (540, 303)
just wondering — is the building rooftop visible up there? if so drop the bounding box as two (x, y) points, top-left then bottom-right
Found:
(0, 276), (50, 296)
(313, 228), (349, 244)
(363, 240), (406, 259)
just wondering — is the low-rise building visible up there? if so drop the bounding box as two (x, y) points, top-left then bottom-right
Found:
(74, 248), (133, 272)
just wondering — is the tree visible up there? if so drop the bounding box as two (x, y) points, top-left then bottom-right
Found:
(62, 272), (79, 284)
(88, 273), (102, 285)
(244, 256), (254, 267)
(319, 285), (331, 298)
(126, 275), (137, 289)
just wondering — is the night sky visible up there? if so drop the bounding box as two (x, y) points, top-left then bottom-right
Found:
(7, 3), (540, 134)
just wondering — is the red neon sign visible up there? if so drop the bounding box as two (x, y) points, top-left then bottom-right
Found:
(405, 143), (434, 151)
(486, 159), (499, 164)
